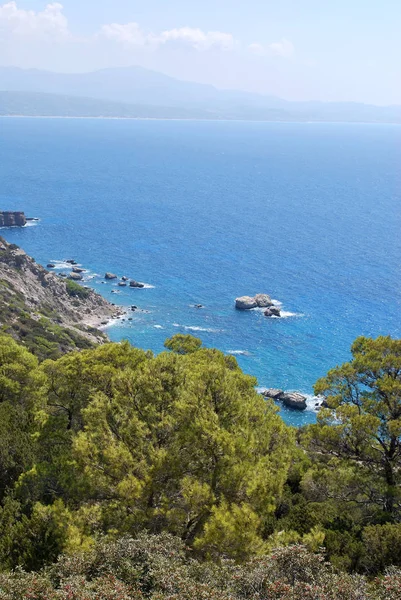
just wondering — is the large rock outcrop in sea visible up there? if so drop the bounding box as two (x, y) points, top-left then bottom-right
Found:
(235, 293), (275, 310)
(264, 306), (281, 317)
(235, 296), (258, 309)
(280, 392), (307, 410)
(254, 293), (274, 308)
(262, 389), (307, 411)
(0, 211), (27, 227)
(105, 272), (117, 280)
(68, 272), (83, 281)
(261, 388), (284, 400)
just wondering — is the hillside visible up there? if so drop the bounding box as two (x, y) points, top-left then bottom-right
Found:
(0, 237), (121, 359)
(0, 90), (215, 120)
(1, 66), (401, 123)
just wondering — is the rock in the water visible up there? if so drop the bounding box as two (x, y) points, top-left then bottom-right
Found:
(66, 259), (77, 265)
(235, 296), (258, 310)
(118, 282), (127, 287)
(72, 267), (85, 274)
(262, 388), (284, 400)
(254, 293), (274, 308)
(105, 272), (117, 280)
(0, 211), (27, 227)
(47, 263), (55, 269)
(195, 304), (204, 309)
(68, 272), (83, 281)
(264, 306), (281, 317)
(280, 392), (307, 411)
(121, 276), (129, 281)
(130, 280), (145, 288)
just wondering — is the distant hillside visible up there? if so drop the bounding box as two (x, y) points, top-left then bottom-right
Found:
(1, 66), (401, 122)
(0, 91), (215, 119)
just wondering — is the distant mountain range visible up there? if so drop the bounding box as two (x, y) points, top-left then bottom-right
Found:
(1, 66), (400, 123)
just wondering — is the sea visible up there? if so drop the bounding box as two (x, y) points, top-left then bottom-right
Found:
(1, 117), (400, 426)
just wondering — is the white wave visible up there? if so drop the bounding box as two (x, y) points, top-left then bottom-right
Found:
(271, 298), (283, 307)
(173, 324), (221, 333)
(227, 350), (251, 356)
(24, 220), (39, 227)
(50, 260), (83, 269)
(142, 283), (155, 289)
(154, 325), (163, 329)
(280, 311), (305, 318)
(304, 394), (326, 411)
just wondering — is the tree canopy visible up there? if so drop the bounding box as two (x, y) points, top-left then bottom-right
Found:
(0, 332), (400, 582)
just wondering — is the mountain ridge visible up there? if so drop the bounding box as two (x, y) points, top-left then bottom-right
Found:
(1, 65), (400, 123)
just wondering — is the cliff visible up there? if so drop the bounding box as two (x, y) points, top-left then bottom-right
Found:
(0, 237), (122, 359)
(0, 212), (27, 227)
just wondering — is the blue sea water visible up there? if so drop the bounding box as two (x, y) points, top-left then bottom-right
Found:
(1, 117), (400, 426)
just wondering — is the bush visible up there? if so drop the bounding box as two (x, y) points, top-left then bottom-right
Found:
(65, 280), (90, 299)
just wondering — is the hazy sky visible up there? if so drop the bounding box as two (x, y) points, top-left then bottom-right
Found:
(0, 0), (400, 104)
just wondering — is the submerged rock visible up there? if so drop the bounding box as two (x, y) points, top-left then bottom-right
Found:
(118, 282), (127, 287)
(66, 259), (77, 265)
(105, 272), (117, 280)
(235, 296), (258, 310)
(264, 306), (281, 317)
(47, 263), (55, 269)
(121, 276), (129, 281)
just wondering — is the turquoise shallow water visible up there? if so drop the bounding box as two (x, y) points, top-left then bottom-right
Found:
(1, 118), (400, 426)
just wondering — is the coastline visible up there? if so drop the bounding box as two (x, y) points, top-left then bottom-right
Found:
(0, 115), (399, 126)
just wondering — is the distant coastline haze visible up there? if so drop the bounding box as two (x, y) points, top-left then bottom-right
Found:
(0, 0), (399, 105)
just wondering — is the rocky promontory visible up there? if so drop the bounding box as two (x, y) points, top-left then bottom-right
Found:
(0, 211), (27, 227)
(0, 237), (123, 358)
(262, 388), (307, 411)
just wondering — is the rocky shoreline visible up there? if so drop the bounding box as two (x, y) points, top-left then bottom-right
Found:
(0, 237), (123, 346)
(0, 235), (313, 404)
(260, 388), (327, 412)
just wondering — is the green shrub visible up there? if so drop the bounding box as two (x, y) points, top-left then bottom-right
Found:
(65, 280), (91, 299)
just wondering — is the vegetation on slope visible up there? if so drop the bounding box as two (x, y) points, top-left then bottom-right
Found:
(0, 330), (399, 594)
(0, 234), (399, 599)
(0, 237), (111, 359)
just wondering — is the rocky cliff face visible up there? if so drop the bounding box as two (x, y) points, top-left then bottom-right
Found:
(0, 237), (121, 359)
(0, 212), (27, 227)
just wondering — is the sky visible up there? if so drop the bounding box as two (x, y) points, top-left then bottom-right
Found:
(0, 0), (400, 105)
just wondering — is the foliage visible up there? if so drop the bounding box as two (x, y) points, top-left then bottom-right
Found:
(308, 336), (401, 517)
(65, 280), (91, 299)
(0, 331), (400, 587)
(0, 535), (396, 599)
(0, 279), (94, 360)
(164, 334), (203, 354)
